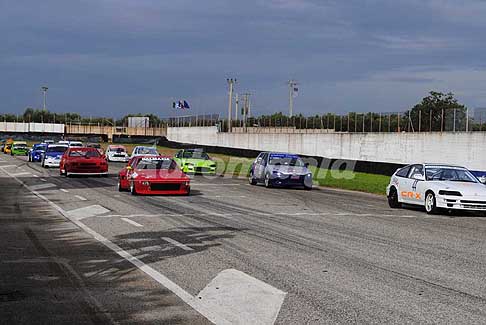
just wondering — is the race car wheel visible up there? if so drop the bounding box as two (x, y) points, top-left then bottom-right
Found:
(248, 172), (257, 185)
(387, 187), (402, 209)
(130, 182), (137, 195)
(117, 179), (124, 192)
(28, 155), (31, 162)
(425, 192), (439, 214)
(304, 183), (312, 191)
(264, 173), (272, 188)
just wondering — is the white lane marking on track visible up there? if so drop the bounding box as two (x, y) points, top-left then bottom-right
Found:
(0, 165), (17, 168)
(40, 178), (47, 182)
(60, 188), (69, 193)
(3, 168), (286, 325)
(204, 195), (247, 198)
(191, 183), (241, 186)
(11, 172), (31, 176)
(161, 237), (194, 251)
(29, 183), (57, 191)
(75, 195), (88, 201)
(197, 269), (286, 325)
(32, 174), (39, 178)
(66, 205), (110, 220)
(121, 218), (143, 228)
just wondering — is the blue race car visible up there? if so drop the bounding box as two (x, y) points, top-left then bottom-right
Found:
(248, 152), (313, 190)
(28, 143), (47, 162)
(41, 144), (68, 168)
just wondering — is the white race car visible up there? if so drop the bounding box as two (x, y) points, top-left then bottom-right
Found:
(386, 163), (486, 214)
(106, 145), (130, 162)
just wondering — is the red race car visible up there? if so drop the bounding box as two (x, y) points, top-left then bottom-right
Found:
(118, 156), (190, 195)
(60, 147), (108, 177)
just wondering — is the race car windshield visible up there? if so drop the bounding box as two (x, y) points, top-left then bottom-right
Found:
(183, 151), (209, 159)
(269, 156), (304, 167)
(34, 144), (47, 150)
(137, 159), (177, 170)
(13, 144), (27, 148)
(426, 168), (478, 183)
(70, 143), (83, 147)
(114, 148), (126, 153)
(46, 146), (67, 153)
(137, 148), (158, 155)
(69, 150), (101, 158)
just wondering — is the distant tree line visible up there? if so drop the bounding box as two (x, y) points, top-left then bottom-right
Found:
(0, 108), (164, 127)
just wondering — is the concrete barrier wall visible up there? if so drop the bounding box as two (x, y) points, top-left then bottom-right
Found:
(167, 127), (486, 170)
(0, 122), (64, 133)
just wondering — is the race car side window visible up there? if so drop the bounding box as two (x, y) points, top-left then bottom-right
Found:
(175, 151), (183, 158)
(396, 166), (411, 178)
(261, 153), (269, 165)
(407, 165), (424, 179)
(255, 153), (263, 164)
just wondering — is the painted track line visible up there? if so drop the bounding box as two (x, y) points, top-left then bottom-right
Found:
(2, 168), (229, 325)
(60, 188), (69, 193)
(162, 237), (194, 251)
(121, 218), (143, 228)
(75, 195), (88, 201)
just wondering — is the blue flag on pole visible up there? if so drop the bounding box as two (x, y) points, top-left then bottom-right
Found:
(183, 100), (190, 109)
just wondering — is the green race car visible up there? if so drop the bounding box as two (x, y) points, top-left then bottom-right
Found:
(11, 141), (29, 156)
(174, 149), (217, 175)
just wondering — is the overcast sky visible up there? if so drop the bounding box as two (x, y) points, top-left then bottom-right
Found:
(1, 0), (485, 118)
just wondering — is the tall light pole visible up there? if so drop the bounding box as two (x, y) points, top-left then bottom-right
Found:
(288, 80), (298, 117)
(226, 78), (236, 132)
(41, 86), (48, 111)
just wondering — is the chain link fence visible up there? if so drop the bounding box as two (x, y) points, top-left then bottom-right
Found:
(166, 109), (486, 133)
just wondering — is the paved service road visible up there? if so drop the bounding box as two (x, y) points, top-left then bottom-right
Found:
(1, 153), (486, 324)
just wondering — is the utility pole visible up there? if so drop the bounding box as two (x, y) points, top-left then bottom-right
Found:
(288, 80), (298, 117)
(41, 86), (48, 111)
(241, 93), (251, 132)
(226, 78), (236, 132)
(235, 93), (239, 123)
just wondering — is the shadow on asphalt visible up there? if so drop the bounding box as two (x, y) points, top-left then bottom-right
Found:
(113, 226), (241, 264)
(0, 177), (209, 324)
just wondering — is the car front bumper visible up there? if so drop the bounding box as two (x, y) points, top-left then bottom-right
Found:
(108, 155), (129, 162)
(133, 180), (190, 195)
(270, 174), (313, 187)
(44, 159), (61, 167)
(436, 195), (486, 211)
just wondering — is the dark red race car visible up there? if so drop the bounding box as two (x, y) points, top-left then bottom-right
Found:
(118, 156), (190, 195)
(60, 147), (108, 177)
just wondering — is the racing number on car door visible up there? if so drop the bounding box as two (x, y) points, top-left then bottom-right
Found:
(400, 165), (424, 203)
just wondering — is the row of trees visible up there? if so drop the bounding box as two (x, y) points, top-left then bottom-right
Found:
(0, 91), (479, 132)
(0, 109), (163, 127)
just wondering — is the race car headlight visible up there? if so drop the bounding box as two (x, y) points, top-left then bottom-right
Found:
(131, 172), (138, 179)
(141, 181), (150, 186)
(186, 163), (194, 168)
(306, 173), (312, 178)
(184, 181), (190, 186)
(438, 190), (462, 196)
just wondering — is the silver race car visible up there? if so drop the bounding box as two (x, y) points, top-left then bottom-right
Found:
(249, 152), (313, 190)
(386, 163), (486, 214)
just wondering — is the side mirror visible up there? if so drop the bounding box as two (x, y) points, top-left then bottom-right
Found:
(304, 162), (310, 168)
(412, 174), (425, 181)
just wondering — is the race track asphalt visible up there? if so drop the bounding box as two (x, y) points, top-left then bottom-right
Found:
(1, 153), (485, 324)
